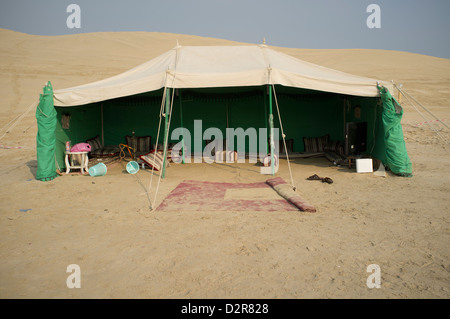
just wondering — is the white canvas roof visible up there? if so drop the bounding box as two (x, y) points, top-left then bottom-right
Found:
(54, 45), (393, 107)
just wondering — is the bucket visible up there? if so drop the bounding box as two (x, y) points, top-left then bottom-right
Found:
(89, 163), (107, 177)
(126, 161), (140, 174)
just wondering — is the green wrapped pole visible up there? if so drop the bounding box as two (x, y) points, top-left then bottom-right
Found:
(268, 85), (274, 176)
(264, 87), (268, 154)
(378, 85), (412, 177)
(36, 82), (58, 181)
(162, 88), (170, 179)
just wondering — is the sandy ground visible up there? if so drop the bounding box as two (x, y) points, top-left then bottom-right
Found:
(0, 29), (449, 299)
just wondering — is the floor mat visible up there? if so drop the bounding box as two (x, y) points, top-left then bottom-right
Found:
(88, 156), (120, 167)
(266, 177), (317, 212)
(155, 180), (300, 212)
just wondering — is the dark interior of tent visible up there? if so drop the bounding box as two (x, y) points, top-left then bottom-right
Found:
(54, 85), (386, 169)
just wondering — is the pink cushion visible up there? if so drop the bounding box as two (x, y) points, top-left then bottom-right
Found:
(70, 143), (92, 152)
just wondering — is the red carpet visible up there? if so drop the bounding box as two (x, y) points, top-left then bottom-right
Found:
(156, 180), (300, 212)
(266, 177), (316, 212)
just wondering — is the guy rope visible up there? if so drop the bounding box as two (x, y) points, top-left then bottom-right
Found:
(393, 82), (449, 145)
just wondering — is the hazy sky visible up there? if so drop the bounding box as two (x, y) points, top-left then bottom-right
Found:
(1, 0), (449, 58)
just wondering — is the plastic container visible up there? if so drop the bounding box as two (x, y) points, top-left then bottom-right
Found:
(126, 161), (139, 174)
(89, 163), (107, 176)
(356, 158), (373, 173)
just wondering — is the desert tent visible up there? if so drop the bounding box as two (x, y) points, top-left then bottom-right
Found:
(37, 44), (412, 179)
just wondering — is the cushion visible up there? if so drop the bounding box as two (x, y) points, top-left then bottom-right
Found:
(325, 151), (346, 166)
(263, 154), (279, 167)
(125, 135), (152, 153)
(215, 150), (238, 163)
(86, 135), (102, 152)
(139, 150), (169, 171)
(70, 143), (91, 152)
(90, 145), (120, 158)
(280, 139), (294, 153)
(303, 134), (329, 153)
(324, 140), (345, 156)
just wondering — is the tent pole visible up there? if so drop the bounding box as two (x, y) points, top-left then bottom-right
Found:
(226, 102), (229, 129)
(162, 88), (170, 178)
(179, 90), (185, 164)
(101, 103), (104, 146)
(264, 88), (268, 154)
(268, 85), (274, 176)
(226, 102), (229, 151)
(343, 98), (346, 140)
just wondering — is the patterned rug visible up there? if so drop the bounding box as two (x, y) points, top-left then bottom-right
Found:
(156, 180), (300, 212)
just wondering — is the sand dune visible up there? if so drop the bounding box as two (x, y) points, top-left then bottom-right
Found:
(0, 29), (449, 299)
(1, 28), (449, 114)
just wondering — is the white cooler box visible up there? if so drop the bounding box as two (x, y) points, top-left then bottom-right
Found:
(356, 158), (373, 173)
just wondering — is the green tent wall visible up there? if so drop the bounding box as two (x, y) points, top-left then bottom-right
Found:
(36, 82), (58, 181)
(378, 85), (413, 176)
